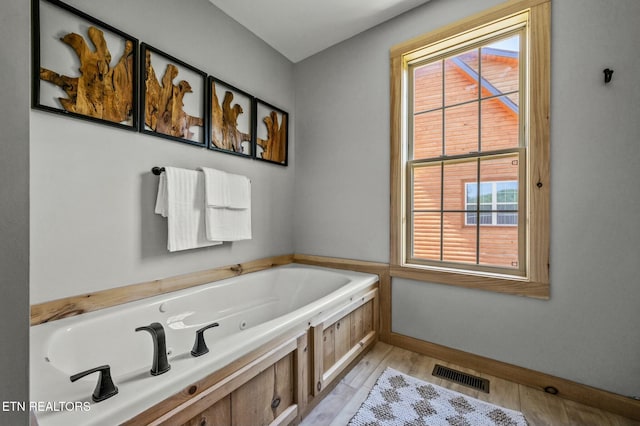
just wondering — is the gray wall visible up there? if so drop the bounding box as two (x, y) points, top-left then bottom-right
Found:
(30, 0), (295, 303)
(0, 0), (30, 424)
(4, 0), (637, 422)
(294, 0), (640, 397)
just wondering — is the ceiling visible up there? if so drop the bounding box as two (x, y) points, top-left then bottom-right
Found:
(208, 0), (432, 63)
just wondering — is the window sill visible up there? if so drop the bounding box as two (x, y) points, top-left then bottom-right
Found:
(389, 264), (549, 299)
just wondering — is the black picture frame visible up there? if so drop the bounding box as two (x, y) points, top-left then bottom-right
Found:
(140, 43), (207, 147)
(254, 99), (289, 166)
(32, 0), (139, 131)
(208, 77), (255, 158)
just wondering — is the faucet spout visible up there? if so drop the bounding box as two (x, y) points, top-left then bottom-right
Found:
(135, 322), (171, 376)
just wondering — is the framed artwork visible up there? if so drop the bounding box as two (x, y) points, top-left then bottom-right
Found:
(209, 77), (254, 157)
(254, 99), (289, 166)
(140, 43), (207, 147)
(32, 0), (138, 130)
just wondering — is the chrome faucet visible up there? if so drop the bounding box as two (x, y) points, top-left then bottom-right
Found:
(135, 322), (171, 375)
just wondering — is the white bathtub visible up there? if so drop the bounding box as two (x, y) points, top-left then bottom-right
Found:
(30, 264), (378, 425)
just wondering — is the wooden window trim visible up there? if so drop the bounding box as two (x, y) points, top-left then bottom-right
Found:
(390, 0), (550, 299)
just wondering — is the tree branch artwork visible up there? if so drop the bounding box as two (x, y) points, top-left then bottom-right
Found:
(257, 110), (287, 164)
(211, 84), (251, 154)
(39, 26), (134, 124)
(143, 49), (203, 141)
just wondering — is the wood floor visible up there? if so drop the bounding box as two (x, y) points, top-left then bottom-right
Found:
(301, 342), (640, 426)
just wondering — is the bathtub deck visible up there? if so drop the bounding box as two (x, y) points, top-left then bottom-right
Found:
(300, 342), (640, 426)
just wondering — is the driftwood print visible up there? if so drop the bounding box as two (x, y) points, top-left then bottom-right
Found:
(39, 26), (134, 123)
(211, 84), (251, 153)
(144, 50), (203, 140)
(257, 111), (287, 163)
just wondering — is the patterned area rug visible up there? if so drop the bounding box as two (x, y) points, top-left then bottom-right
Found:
(349, 367), (528, 426)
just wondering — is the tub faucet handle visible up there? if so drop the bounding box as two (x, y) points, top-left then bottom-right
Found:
(135, 322), (171, 376)
(70, 365), (118, 403)
(191, 322), (219, 357)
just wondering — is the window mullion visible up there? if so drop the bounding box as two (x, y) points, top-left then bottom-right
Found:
(440, 57), (445, 261)
(492, 182), (498, 225)
(440, 161), (444, 262)
(475, 158), (480, 264)
(476, 46), (482, 264)
(441, 59), (446, 158)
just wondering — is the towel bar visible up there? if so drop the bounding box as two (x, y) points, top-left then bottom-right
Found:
(152, 167), (251, 184)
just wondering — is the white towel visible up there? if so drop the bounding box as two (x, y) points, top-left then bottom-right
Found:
(200, 167), (230, 208)
(155, 167), (223, 252)
(200, 167), (252, 241)
(227, 173), (251, 209)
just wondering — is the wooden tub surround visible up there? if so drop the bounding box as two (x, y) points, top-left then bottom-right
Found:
(30, 254), (640, 423)
(122, 282), (380, 425)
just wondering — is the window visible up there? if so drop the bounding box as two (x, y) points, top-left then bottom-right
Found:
(390, 0), (550, 298)
(465, 181), (518, 226)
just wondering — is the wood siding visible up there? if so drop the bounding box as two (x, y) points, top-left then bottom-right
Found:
(412, 49), (520, 269)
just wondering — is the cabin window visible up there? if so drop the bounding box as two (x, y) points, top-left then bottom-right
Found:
(390, 0), (550, 297)
(465, 181), (519, 227)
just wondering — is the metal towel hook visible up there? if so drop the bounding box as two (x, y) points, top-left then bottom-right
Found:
(603, 68), (614, 83)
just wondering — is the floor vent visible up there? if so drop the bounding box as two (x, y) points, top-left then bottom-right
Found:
(432, 364), (490, 393)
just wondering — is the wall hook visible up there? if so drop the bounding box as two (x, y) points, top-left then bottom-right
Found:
(603, 68), (614, 83)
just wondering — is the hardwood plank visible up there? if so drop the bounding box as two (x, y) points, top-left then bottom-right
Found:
(300, 382), (357, 426)
(358, 346), (416, 390)
(271, 405), (298, 426)
(231, 364), (276, 426)
(377, 271), (392, 342)
(387, 332), (640, 421)
(181, 395), (231, 426)
(273, 353), (294, 419)
(311, 324), (324, 398)
(341, 342), (393, 389)
(322, 331), (377, 389)
(563, 399), (640, 426)
(295, 334), (311, 417)
(349, 307), (364, 346)
(328, 385), (373, 426)
(520, 385), (570, 426)
(362, 300), (373, 336)
(389, 265), (549, 299)
(334, 316), (351, 362)
(527, 0), (552, 288)
(322, 324), (335, 371)
(477, 372), (521, 412)
(302, 342), (639, 426)
(292, 254), (388, 275)
(405, 351), (441, 385)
